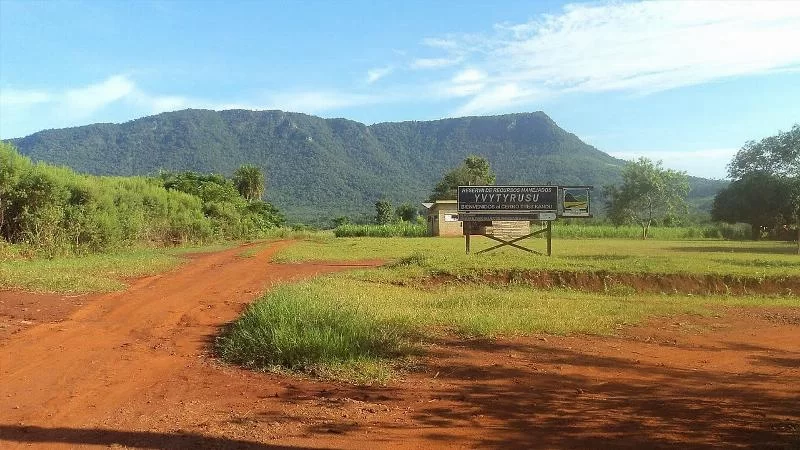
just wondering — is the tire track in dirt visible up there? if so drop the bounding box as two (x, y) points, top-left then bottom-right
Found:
(0, 241), (381, 448)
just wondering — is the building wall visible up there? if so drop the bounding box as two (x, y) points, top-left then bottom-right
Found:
(427, 202), (462, 236)
(437, 208), (462, 236)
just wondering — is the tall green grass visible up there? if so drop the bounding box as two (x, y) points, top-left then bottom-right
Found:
(332, 221), (752, 240)
(0, 243), (233, 293)
(0, 249), (181, 292)
(549, 223), (751, 240)
(1, 143), (284, 257)
(334, 222), (427, 237)
(216, 285), (414, 380)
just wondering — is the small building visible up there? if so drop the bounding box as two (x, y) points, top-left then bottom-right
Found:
(422, 200), (462, 236)
(423, 200), (533, 238)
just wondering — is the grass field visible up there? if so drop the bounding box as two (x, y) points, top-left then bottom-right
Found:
(4, 233), (798, 382)
(217, 235), (800, 381)
(0, 243), (235, 293)
(334, 222), (428, 237)
(274, 236), (800, 278)
(332, 223), (753, 240)
(0, 226), (328, 293)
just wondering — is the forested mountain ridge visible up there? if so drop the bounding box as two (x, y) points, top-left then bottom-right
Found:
(8, 109), (726, 224)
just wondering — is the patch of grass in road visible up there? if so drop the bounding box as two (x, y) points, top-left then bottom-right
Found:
(216, 284), (416, 383)
(236, 242), (271, 258)
(0, 243), (231, 293)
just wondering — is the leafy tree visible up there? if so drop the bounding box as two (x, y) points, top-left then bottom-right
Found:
(712, 173), (795, 240)
(331, 216), (350, 228)
(728, 124), (799, 179)
(375, 200), (394, 225)
(724, 124), (799, 251)
(246, 200), (286, 228)
(1, 142), (28, 239)
(233, 164), (265, 202)
(605, 158), (689, 240)
(429, 155), (496, 201)
(395, 203), (418, 222)
(160, 171), (239, 203)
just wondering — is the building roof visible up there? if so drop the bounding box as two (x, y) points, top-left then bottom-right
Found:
(422, 199), (456, 209)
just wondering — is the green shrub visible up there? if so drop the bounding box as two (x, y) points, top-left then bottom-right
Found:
(0, 143), (285, 255)
(216, 285), (411, 372)
(334, 222), (427, 237)
(550, 223), (751, 240)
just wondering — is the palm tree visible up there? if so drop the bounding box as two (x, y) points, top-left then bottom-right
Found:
(233, 164), (265, 202)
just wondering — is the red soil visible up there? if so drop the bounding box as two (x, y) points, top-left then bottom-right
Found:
(1, 242), (798, 449)
(427, 270), (800, 296)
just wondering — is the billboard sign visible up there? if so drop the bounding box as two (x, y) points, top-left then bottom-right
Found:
(560, 186), (592, 217)
(458, 185), (557, 213)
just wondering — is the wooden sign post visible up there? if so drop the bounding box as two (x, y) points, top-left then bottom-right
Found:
(457, 185), (592, 256)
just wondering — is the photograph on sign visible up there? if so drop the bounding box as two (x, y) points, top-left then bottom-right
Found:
(560, 187), (592, 217)
(458, 186), (557, 213)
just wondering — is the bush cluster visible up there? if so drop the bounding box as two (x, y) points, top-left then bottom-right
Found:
(550, 223), (751, 240)
(216, 285), (410, 372)
(1, 143), (284, 256)
(334, 222), (428, 238)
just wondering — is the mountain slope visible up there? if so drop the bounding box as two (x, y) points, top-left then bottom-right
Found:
(9, 109), (723, 224)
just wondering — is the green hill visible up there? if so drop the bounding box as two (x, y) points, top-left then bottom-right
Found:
(8, 109), (727, 225)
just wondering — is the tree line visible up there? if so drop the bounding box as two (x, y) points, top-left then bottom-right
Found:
(1, 143), (284, 256)
(420, 123), (798, 252)
(605, 125), (798, 249)
(712, 124), (799, 249)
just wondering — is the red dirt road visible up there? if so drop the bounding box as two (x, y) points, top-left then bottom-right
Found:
(1, 242), (799, 449)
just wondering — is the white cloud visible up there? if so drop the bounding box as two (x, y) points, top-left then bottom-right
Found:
(439, 68), (487, 98)
(264, 90), (380, 114)
(63, 75), (136, 116)
(454, 83), (542, 116)
(366, 66), (393, 84)
(0, 75), (267, 137)
(415, 1), (800, 114)
(609, 148), (738, 179)
(0, 89), (51, 107)
(411, 57), (462, 69)
(421, 37), (459, 50)
(0, 72), (398, 138)
(145, 95), (191, 112)
(452, 68), (486, 84)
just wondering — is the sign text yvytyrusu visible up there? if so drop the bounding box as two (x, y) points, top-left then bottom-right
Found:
(457, 185), (557, 213)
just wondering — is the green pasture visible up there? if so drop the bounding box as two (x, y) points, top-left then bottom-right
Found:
(332, 223), (753, 240)
(220, 235), (800, 382)
(218, 267), (800, 383)
(3, 233), (798, 383)
(274, 236), (800, 278)
(0, 243), (235, 293)
(0, 227), (325, 293)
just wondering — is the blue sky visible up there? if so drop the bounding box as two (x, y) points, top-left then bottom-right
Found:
(1, 0), (799, 179)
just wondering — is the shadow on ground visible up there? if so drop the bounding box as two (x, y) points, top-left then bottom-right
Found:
(402, 338), (800, 449)
(0, 425), (327, 450)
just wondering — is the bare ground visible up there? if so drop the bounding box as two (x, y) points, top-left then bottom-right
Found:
(1, 241), (798, 449)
